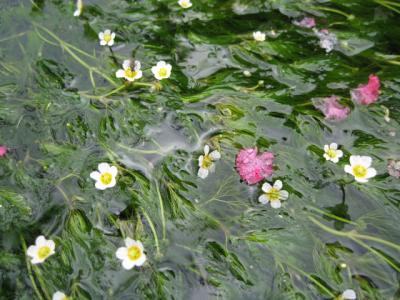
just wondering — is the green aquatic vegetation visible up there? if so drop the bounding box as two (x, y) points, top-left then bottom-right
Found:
(1, 0), (400, 299)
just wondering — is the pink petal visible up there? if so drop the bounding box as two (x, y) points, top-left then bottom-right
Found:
(0, 146), (7, 157)
(235, 147), (274, 185)
(294, 17), (316, 28)
(313, 95), (350, 121)
(351, 74), (380, 105)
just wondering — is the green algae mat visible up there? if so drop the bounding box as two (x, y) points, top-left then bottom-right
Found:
(1, 0), (400, 299)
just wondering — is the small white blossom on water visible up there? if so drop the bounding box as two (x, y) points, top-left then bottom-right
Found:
(314, 28), (337, 53)
(73, 0), (83, 16)
(178, 0), (192, 8)
(116, 60), (143, 82)
(116, 238), (147, 270)
(323, 143), (343, 163)
(151, 61), (172, 80)
(27, 236), (55, 264)
(90, 163), (118, 190)
(98, 29), (115, 46)
(344, 155), (376, 183)
(52, 291), (70, 300)
(340, 289), (356, 300)
(258, 180), (289, 209)
(253, 31), (266, 42)
(243, 70), (251, 77)
(198, 145), (221, 179)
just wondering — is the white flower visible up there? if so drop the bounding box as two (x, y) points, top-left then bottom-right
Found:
(52, 291), (70, 300)
(198, 145), (221, 179)
(344, 155), (377, 183)
(116, 238), (147, 270)
(258, 180), (289, 209)
(151, 61), (172, 80)
(27, 236), (55, 264)
(90, 163), (118, 190)
(314, 29), (337, 53)
(73, 0), (83, 16)
(98, 29), (115, 46)
(116, 60), (143, 82)
(323, 143), (343, 163)
(178, 0), (192, 8)
(253, 31), (266, 42)
(340, 289), (356, 300)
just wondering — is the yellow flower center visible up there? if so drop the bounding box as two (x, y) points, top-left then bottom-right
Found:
(201, 155), (213, 169)
(158, 67), (168, 77)
(125, 68), (138, 79)
(181, 1), (190, 7)
(38, 246), (51, 259)
(266, 188), (280, 201)
(100, 172), (113, 185)
(127, 245), (142, 261)
(103, 33), (112, 43)
(327, 149), (337, 158)
(353, 165), (367, 178)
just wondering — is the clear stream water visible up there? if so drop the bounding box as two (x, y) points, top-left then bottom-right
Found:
(1, 0), (400, 299)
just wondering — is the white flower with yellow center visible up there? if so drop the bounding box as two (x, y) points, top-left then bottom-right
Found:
(151, 61), (172, 80)
(90, 163), (118, 190)
(258, 180), (289, 209)
(178, 0), (192, 8)
(344, 155), (376, 183)
(116, 60), (143, 82)
(198, 145), (221, 179)
(98, 29), (115, 46)
(27, 236), (55, 264)
(323, 143), (343, 163)
(253, 31), (266, 42)
(339, 289), (356, 300)
(52, 291), (70, 300)
(73, 0), (83, 17)
(116, 238), (147, 270)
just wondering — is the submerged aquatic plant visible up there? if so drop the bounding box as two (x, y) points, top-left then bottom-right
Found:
(116, 238), (147, 270)
(198, 145), (221, 179)
(116, 60), (143, 82)
(351, 75), (380, 105)
(236, 148), (274, 185)
(27, 236), (55, 264)
(323, 143), (343, 163)
(313, 96), (350, 121)
(344, 155), (377, 183)
(258, 180), (289, 209)
(90, 163), (118, 190)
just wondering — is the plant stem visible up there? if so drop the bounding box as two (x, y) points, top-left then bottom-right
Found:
(156, 182), (166, 240)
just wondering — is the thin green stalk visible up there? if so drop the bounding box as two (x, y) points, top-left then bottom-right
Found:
(141, 209), (160, 257)
(33, 267), (51, 300)
(307, 206), (358, 226)
(156, 182), (166, 240)
(311, 6), (354, 19)
(0, 31), (27, 43)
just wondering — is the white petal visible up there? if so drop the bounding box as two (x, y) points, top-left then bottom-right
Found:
(134, 240), (144, 251)
(116, 69), (125, 78)
(330, 143), (338, 150)
(262, 182), (272, 192)
(73, 9), (81, 16)
(204, 145), (210, 155)
(108, 40), (114, 46)
(342, 289), (356, 300)
(270, 201), (282, 209)
(198, 155), (204, 167)
(122, 60), (131, 70)
(323, 154), (330, 160)
(331, 157), (339, 163)
(111, 32), (116, 39)
(125, 237), (136, 247)
(36, 235), (47, 247)
(344, 165), (353, 175)
(100, 40), (107, 46)
(90, 171), (100, 180)
(198, 168), (209, 179)
(279, 190), (289, 200)
(31, 257), (44, 264)
(134, 61), (141, 70)
(27, 245), (38, 258)
(350, 155), (361, 166)
(360, 156), (372, 168)
(354, 176), (368, 183)
(134, 70), (143, 79)
(115, 247), (128, 260)
(324, 145), (329, 152)
(104, 29), (111, 35)
(126, 76), (136, 82)
(258, 194), (269, 204)
(122, 258), (135, 270)
(98, 32), (104, 39)
(133, 254), (146, 266)
(95, 181), (107, 190)
(166, 64), (172, 72)
(107, 178), (116, 188)
(109, 166), (118, 177)
(365, 167), (377, 179)
(273, 180), (282, 190)
(46, 240), (55, 251)
(151, 66), (158, 76)
(52, 291), (67, 300)
(210, 151), (221, 160)
(98, 162), (110, 173)
(336, 150), (343, 158)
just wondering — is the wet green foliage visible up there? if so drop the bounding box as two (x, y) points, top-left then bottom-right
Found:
(1, 0), (400, 299)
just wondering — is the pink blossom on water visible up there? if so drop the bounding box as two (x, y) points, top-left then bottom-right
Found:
(351, 75), (380, 105)
(235, 147), (274, 185)
(293, 17), (316, 28)
(313, 96), (350, 121)
(0, 146), (7, 157)
(388, 159), (400, 179)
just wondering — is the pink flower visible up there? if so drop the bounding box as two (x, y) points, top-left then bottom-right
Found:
(351, 75), (380, 105)
(235, 147), (274, 185)
(0, 146), (7, 157)
(313, 96), (350, 121)
(293, 17), (316, 28)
